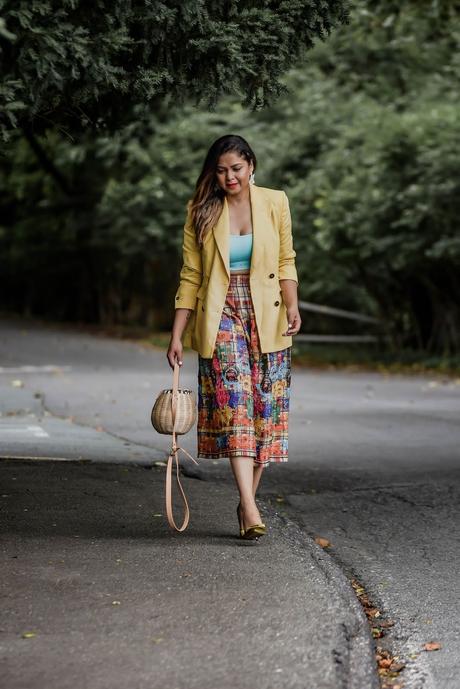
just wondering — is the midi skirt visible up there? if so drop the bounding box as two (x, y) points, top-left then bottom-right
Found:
(197, 271), (291, 467)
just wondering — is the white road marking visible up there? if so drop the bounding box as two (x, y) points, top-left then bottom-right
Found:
(0, 425), (50, 438)
(0, 365), (72, 374)
(0, 455), (74, 462)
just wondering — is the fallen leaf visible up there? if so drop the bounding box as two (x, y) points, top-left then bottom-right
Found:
(22, 631), (36, 638)
(372, 627), (384, 638)
(375, 646), (391, 660)
(315, 536), (331, 548)
(112, 600), (121, 605)
(423, 641), (441, 651)
(378, 658), (392, 669)
(368, 608), (381, 618)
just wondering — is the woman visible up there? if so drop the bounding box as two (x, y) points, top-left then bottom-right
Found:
(167, 134), (301, 540)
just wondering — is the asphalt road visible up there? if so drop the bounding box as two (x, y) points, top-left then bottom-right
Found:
(1, 317), (459, 688)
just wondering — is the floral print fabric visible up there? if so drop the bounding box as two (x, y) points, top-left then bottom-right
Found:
(197, 272), (291, 466)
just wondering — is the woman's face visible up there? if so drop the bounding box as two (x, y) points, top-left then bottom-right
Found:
(215, 151), (253, 195)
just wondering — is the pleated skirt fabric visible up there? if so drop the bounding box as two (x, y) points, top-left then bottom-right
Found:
(197, 271), (291, 467)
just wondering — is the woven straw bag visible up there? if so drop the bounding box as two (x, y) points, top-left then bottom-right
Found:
(151, 363), (196, 435)
(151, 362), (198, 532)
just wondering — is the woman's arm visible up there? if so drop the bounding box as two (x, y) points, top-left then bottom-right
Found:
(279, 193), (302, 337)
(174, 205), (202, 309)
(280, 279), (302, 337)
(167, 308), (192, 368)
(279, 192), (299, 283)
(167, 206), (202, 368)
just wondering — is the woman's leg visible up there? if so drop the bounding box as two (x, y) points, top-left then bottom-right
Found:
(229, 456), (263, 528)
(252, 463), (264, 496)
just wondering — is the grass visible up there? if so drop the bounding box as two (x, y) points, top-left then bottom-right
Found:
(4, 312), (459, 377)
(141, 332), (460, 377)
(289, 343), (460, 376)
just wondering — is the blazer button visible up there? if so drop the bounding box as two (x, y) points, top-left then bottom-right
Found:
(274, 300), (280, 306)
(269, 273), (275, 278)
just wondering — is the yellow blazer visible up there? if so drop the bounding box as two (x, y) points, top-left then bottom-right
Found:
(174, 184), (299, 358)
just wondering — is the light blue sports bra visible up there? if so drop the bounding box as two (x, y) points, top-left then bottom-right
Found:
(229, 233), (253, 270)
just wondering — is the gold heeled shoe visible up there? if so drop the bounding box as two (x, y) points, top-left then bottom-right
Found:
(237, 503), (245, 537)
(240, 522), (266, 540)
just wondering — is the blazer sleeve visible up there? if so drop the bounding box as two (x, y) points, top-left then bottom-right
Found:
(279, 192), (299, 283)
(174, 204), (202, 310)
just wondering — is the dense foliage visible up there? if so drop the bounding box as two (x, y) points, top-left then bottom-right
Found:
(0, 0), (349, 138)
(1, 1), (459, 354)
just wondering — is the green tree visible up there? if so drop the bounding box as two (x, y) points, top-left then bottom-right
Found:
(2, 0), (460, 355)
(0, 0), (350, 325)
(0, 0), (349, 139)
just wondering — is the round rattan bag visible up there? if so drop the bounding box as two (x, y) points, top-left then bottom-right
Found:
(151, 362), (197, 435)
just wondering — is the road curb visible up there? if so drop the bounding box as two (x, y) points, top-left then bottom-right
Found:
(264, 499), (379, 689)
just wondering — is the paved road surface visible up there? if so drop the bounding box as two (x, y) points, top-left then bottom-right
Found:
(1, 318), (459, 688)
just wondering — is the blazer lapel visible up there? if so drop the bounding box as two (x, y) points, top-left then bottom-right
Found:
(249, 183), (270, 273)
(212, 195), (230, 279)
(212, 184), (271, 280)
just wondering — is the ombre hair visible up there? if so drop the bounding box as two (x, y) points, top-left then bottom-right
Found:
(189, 135), (257, 246)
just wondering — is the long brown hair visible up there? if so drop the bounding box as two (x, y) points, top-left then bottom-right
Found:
(189, 135), (257, 246)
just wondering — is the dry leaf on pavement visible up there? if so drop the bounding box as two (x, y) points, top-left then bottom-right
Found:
(423, 641), (441, 651)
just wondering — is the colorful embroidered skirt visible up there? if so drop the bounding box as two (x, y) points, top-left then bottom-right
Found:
(197, 271), (291, 467)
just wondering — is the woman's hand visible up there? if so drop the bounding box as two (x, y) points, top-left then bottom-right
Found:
(279, 280), (301, 337)
(282, 307), (302, 337)
(167, 336), (183, 370)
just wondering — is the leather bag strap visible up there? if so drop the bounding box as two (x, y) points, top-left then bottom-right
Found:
(165, 362), (199, 532)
